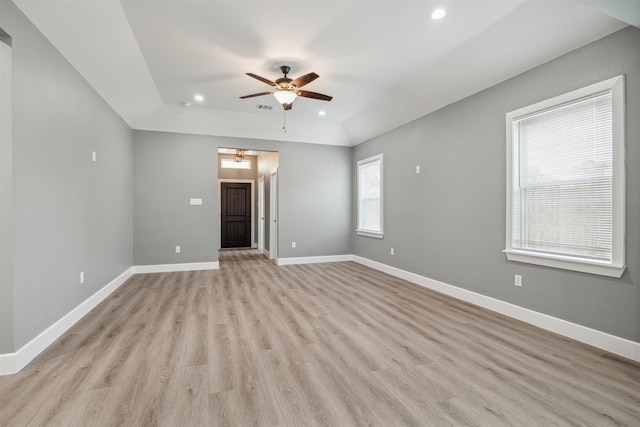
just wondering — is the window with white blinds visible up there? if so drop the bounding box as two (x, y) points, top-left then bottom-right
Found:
(356, 154), (383, 238)
(505, 76), (626, 278)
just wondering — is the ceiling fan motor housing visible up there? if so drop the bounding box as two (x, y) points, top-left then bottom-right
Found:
(275, 78), (294, 88)
(276, 66), (294, 88)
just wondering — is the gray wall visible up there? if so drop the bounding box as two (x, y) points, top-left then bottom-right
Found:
(353, 26), (640, 342)
(133, 131), (219, 265)
(277, 140), (352, 257)
(0, 1), (133, 352)
(133, 131), (352, 264)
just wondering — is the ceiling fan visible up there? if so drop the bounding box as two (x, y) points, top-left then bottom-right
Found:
(240, 65), (333, 110)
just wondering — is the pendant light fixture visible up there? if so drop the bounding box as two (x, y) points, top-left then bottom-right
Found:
(235, 149), (245, 162)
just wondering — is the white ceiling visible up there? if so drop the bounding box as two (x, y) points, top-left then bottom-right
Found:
(13, 0), (637, 146)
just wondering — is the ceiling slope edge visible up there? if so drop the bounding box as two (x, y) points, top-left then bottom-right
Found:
(576, 0), (640, 28)
(136, 105), (352, 147)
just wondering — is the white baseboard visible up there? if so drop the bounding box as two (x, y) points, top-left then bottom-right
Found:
(132, 261), (219, 274)
(352, 255), (640, 363)
(0, 352), (15, 375)
(277, 254), (353, 266)
(0, 267), (134, 375)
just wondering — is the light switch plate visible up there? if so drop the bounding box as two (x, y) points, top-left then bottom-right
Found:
(190, 198), (203, 205)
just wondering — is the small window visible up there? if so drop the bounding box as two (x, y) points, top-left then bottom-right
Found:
(505, 76), (625, 277)
(357, 154), (383, 238)
(221, 158), (251, 169)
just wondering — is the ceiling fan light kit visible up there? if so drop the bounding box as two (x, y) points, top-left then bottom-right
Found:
(273, 90), (297, 105)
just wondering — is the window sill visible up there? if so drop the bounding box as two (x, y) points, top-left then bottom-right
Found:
(356, 229), (384, 239)
(503, 249), (625, 278)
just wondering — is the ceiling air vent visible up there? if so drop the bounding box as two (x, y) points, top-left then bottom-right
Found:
(256, 104), (274, 111)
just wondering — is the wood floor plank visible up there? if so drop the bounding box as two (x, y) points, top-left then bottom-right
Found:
(1, 249), (639, 426)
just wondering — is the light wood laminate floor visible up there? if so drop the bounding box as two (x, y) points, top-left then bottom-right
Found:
(1, 249), (639, 426)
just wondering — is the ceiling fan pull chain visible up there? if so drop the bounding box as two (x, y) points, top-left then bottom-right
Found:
(283, 110), (287, 133)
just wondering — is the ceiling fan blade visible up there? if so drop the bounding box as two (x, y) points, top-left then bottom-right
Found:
(239, 91), (273, 99)
(283, 103), (293, 111)
(297, 90), (333, 101)
(246, 73), (277, 87)
(290, 72), (319, 89)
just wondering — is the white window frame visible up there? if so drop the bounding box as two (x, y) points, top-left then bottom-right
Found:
(504, 75), (626, 278)
(356, 154), (383, 239)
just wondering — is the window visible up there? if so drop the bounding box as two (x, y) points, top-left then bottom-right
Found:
(221, 158), (251, 169)
(357, 154), (383, 238)
(505, 76), (625, 278)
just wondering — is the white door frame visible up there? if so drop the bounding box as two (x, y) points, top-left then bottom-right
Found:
(269, 169), (278, 261)
(218, 179), (255, 248)
(257, 176), (265, 254)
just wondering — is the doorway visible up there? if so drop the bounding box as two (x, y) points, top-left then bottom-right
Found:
(217, 148), (278, 258)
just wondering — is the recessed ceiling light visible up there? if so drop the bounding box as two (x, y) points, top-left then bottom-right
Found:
(431, 8), (446, 20)
(194, 94), (204, 102)
(318, 110), (326, 116)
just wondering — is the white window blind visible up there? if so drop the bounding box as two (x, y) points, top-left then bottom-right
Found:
(513, 93), (613, 260)
(505, 75), (625, 277)
(357, 154), (383, 238)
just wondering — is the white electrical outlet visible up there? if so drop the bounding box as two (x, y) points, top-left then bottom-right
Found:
(92, 151), (97, 162)
(390, 248), (395, 255)
(175, 246), (181, 253)
(80, 272), (85, 284)
(416, 165), (421, 174)
(291, 242), (296, 248)
(515, 274), (522, 287)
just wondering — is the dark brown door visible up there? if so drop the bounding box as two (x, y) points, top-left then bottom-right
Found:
(221, 182), (251, 248)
